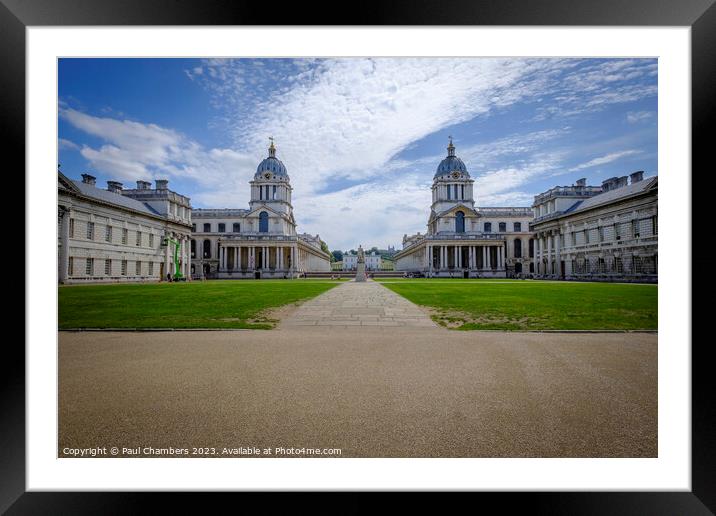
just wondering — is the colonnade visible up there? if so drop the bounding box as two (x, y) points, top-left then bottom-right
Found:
(425, 243), (506, 272)
(217, 245), (296, 272)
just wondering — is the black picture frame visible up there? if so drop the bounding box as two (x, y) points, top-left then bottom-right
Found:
(5, 0), (713, 512)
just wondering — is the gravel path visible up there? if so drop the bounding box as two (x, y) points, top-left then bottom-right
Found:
(59, 329), (657, 458)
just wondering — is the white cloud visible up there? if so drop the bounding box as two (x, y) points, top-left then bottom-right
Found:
(58, 138), (79, 150)
(568, 150), (641, 172)
(626, 110), (655, 123)
(60, 107), (257, 195)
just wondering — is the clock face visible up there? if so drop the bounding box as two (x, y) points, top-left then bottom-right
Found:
(451, 172), (460, 179)
(264, 173), (272, 180)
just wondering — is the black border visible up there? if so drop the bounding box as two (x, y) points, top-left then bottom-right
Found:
(5, 0), (714, 512)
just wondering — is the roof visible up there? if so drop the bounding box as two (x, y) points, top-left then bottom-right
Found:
(566, 176), (657, 215)
(70, 178), (161, 217)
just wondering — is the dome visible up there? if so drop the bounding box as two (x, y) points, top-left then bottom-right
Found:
(434, 138), (470, 178)
(254, 139), (289, 179)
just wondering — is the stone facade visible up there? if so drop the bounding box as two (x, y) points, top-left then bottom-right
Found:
(531, 172), (657, 282)
(190, 141), (331, 279)
(58, 172), (192, 284)
(395, 139), (534, 278)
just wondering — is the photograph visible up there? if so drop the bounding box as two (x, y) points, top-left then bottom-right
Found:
(56, 56), (659, 459)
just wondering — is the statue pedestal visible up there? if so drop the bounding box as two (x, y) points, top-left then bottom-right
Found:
(355, 262), (367, 282)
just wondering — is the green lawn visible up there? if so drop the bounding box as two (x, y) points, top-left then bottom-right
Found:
(377, 279), (657, 330)
(59, 280), (340, 329)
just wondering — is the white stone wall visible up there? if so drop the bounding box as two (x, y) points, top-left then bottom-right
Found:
(59, 194), (191, 284)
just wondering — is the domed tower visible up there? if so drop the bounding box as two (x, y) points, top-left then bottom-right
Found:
(249, 138), (293, 217)
(431, 137), (475, 214)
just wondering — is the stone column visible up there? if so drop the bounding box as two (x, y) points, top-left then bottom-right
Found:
(486, 246), (491, 269)
(482, 246), (487, 270)
(179, 238), (185, 276)
(58, 207), (71, 283)
(555, 232), (562, 278)
(499, 245), (505, 269)
(547, 234), (553, 275)
(291, 246), (296, 274)
(165, 235), (172, 279)
(275, 247), (280, 270)
(533, 235), (539, 276)
(438, 246), (444, 269)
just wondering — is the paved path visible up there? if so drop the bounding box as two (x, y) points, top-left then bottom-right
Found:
(278, 280), (438, 329)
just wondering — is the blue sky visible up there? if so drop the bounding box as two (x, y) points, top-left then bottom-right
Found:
(58, 58), (657, 251)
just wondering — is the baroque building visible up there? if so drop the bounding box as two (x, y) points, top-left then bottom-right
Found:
(57, 172), (192, 284)
(530, 172), (657, 282)
(395, 139), (534, 277)
(190, 140), (331, 278)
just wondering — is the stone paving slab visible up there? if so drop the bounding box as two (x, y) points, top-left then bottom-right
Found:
(278, 280), (439, 329)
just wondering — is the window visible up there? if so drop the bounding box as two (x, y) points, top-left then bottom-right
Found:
(149, 234), (154, 248)
(69, 218), (75, 238)
(192, 224), (196, 232)
(460, 185), (464, 200)
(529, 238), (534, 258)
(148, 262), (154, 276)
(272, 185), (277, 200)
(104, 259), (111, 275)
(233, 223), (240, 233)
(652, 215), (657, 235)
(86, 221), (94, 240)
(204, 223), (211, 233)
(584, 229), (589, 244)
(85, 258), (94, 275)
(514, 238), (522, 258)
(136, 231), (142, 246)
(121, 260), (127, 276)
(632, 219), (640, 238)
(203, 239), (211, 258)
(136, 261), (142, 275)
(514, 222), (522, 232)
(68, 257), (74, 276)
(191, 239), (196, 258)
(259, 186), (263, 200)
(498, 222), (507, 232)
(122, 228), (128, 245)
(259, 211), (269, 233)
(613, 256), (623, 273)
(455, 211), (465, 233)
(447, 185), (451, 200)
(484, 222), (492, 233)
(598, 226), (604, 242)
(454, 184), (458, 200)
(218, 223), (226, 233)
(105, 225), (112, 242)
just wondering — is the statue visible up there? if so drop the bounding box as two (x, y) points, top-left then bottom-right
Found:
(355, 245), (367, 282)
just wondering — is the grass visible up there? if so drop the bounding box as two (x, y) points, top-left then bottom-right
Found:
(59, 279), (340, 329)
(376, 278), (657, 331)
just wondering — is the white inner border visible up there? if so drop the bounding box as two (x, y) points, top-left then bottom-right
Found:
(27, 27), (690, 491)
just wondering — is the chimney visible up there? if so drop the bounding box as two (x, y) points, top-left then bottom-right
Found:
(575, 178), (586, 187)
(107, 181), (123, 193)
(617, 176), (629, 188)
(155, 179), (169, 190)
(630, 171), (644, 184)
(81, 173), (96, 186)
(601, 177), (619, 192)
(136, 180), (152, 190)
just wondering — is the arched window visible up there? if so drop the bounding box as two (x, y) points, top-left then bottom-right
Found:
(233, 223), (240, 233)
(455, 211), (465, 233)
(484, 222), (492, 233)
(203, 239), (211, 259)
(259, 211), (269, 233)
(514, 238), (522, 258)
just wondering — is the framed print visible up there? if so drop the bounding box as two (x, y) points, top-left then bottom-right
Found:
(5, 0), (714, 512)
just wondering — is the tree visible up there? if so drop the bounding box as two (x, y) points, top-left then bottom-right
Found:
(331, 250), (343, 262)
(320, 240), (332, 260)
